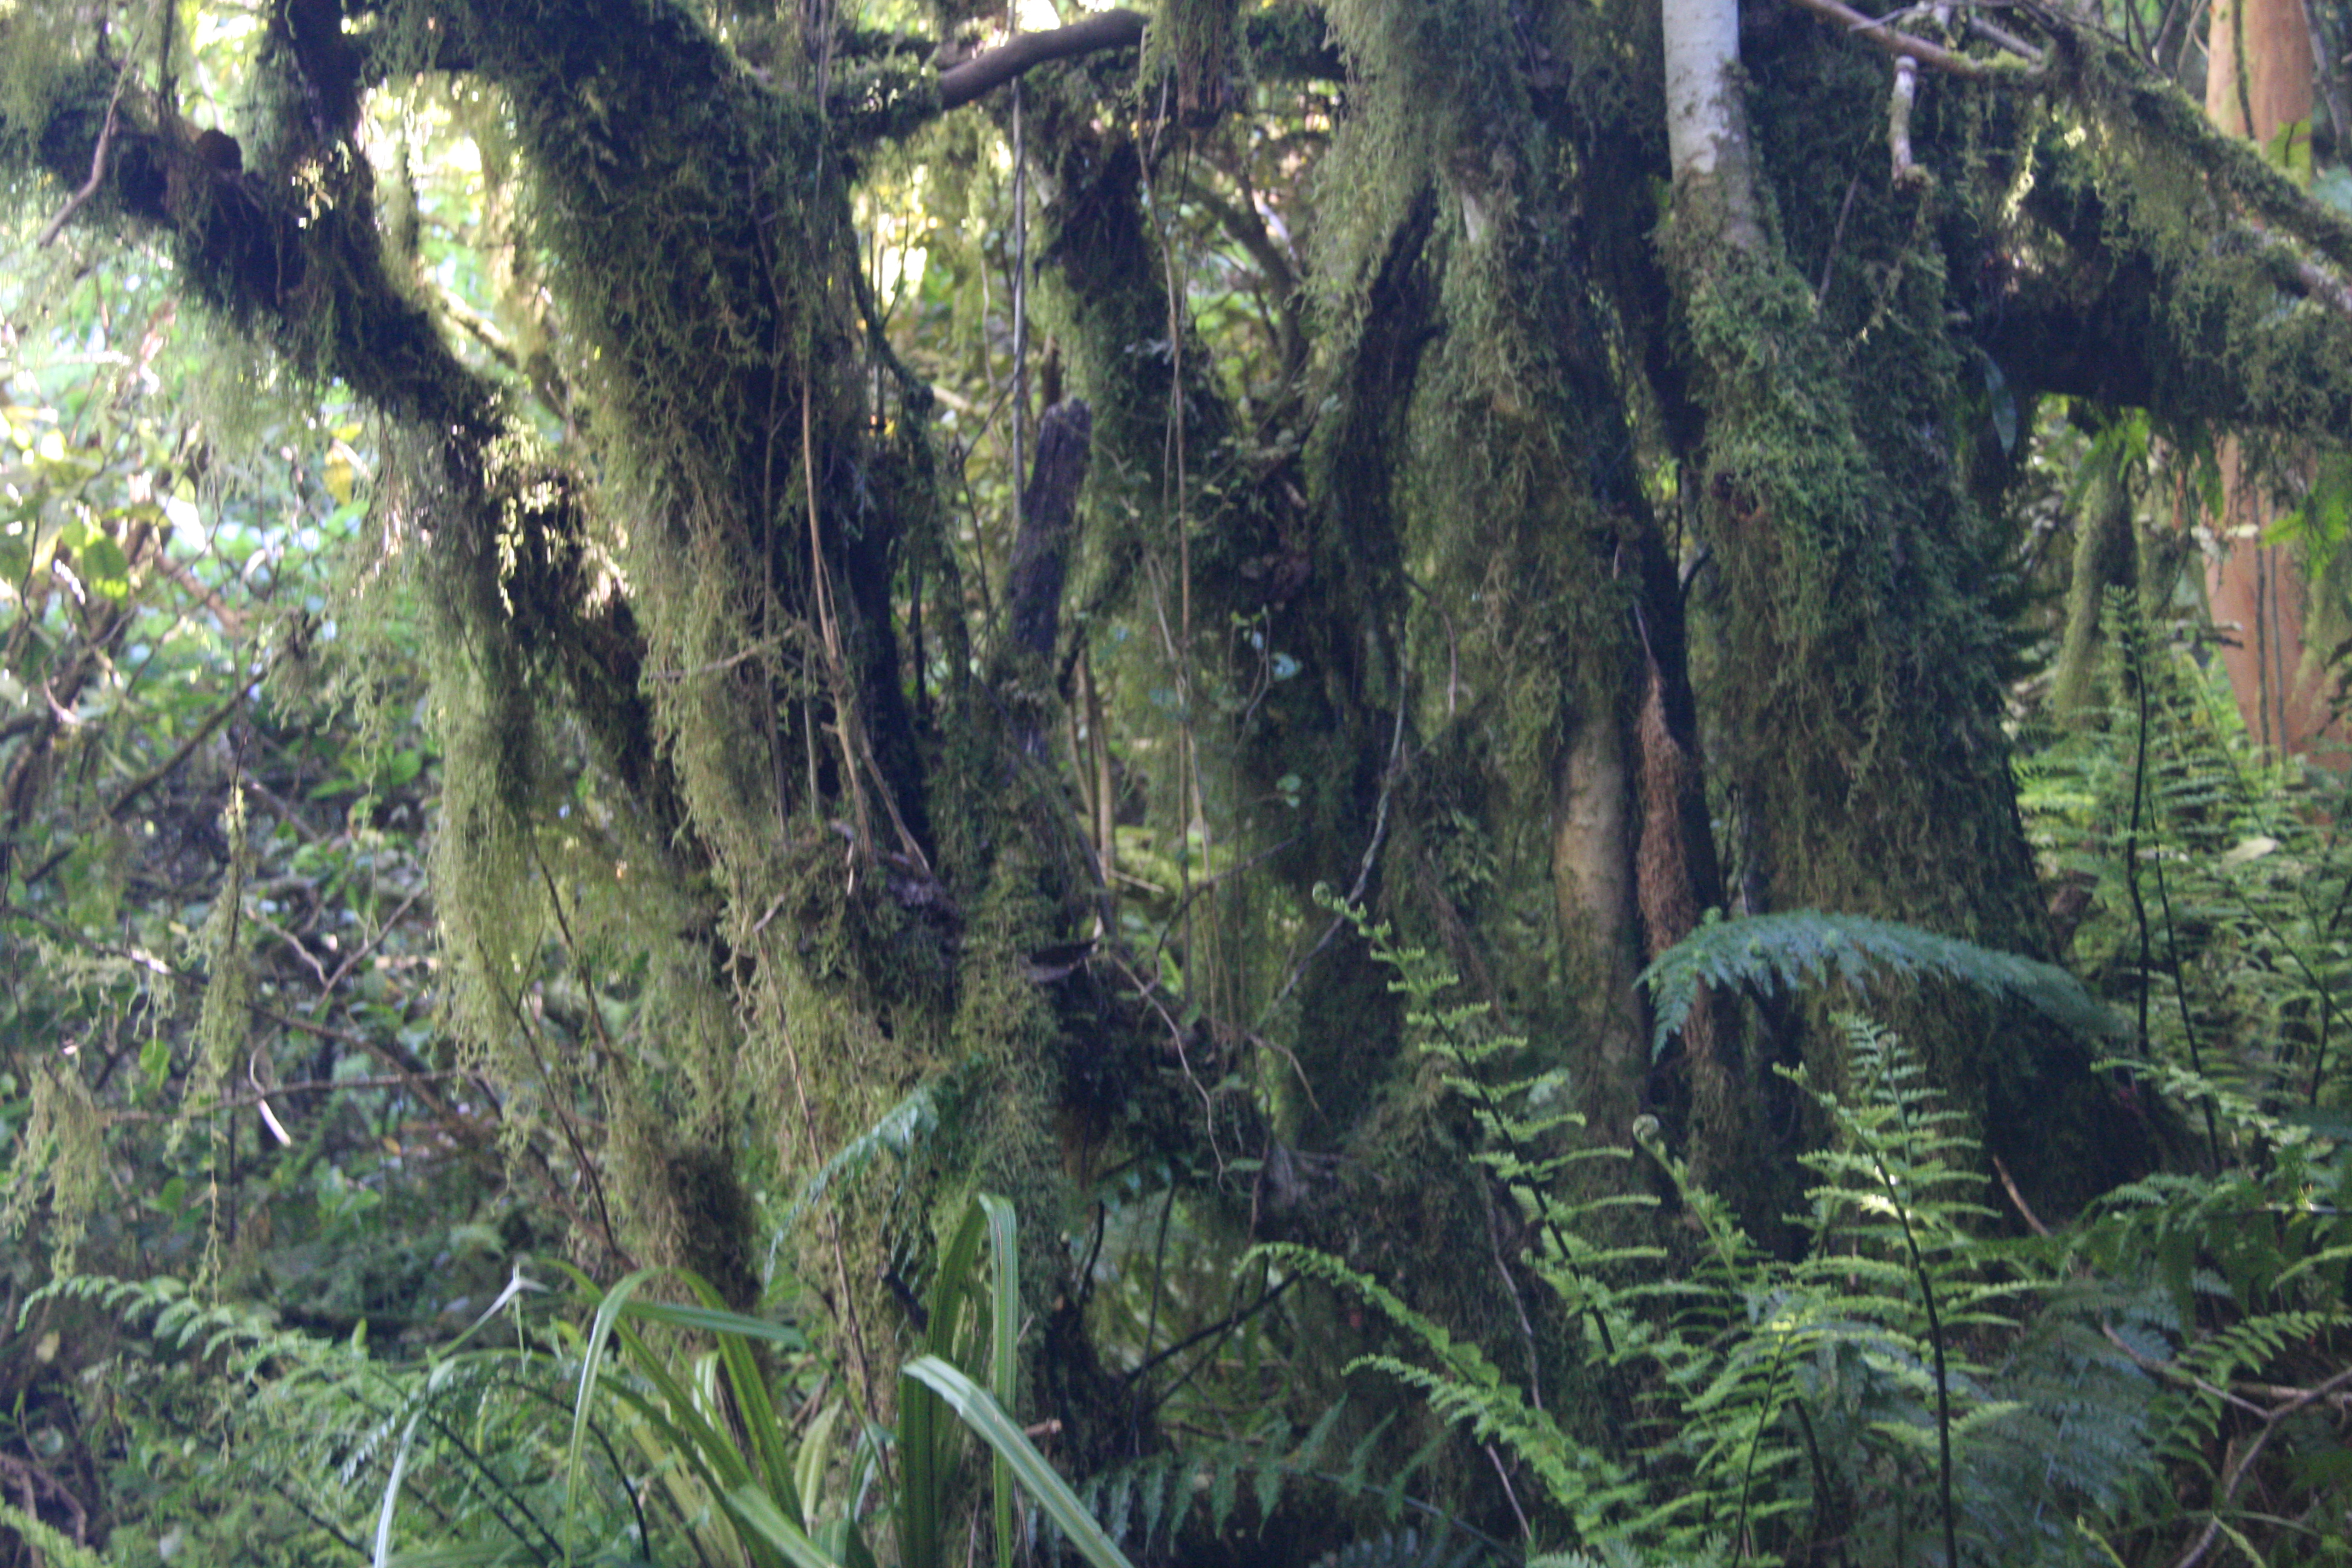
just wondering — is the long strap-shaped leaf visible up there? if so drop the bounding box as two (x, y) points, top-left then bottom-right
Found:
(978, 1193), (1020, 1568)
(561, 1267), (810, 1565)
(728, 1485), (855, 1568)
(903, 1355), (1138, 1568)
(374, 1405), (429, 1568)
(563, 1267), (663, 1563)
(898, 1203), (982, 1568)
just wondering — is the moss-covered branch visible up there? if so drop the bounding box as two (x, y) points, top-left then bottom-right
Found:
(1782, 0), (2043, 81)
(1982, 143), (2352, 439)
(2060, 21), (2352, 276)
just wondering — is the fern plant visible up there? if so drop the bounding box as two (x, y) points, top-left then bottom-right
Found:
(2019, 592), (2352, 1125)
(1778, 1016), (2025, 1568)
(2057, 1063), (2352, 1562)
(1260, 904), (2171, 1566)
(1639, 910), (2120, 1060)
(25, 1270), (494, 1567)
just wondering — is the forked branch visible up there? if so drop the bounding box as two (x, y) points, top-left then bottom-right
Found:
(1780, 0), (2043, 80)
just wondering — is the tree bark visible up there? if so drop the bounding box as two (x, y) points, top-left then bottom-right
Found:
(2205, 0), (2338, 758)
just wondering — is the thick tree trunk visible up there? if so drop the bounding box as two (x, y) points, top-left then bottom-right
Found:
(2205, 0), (2338, 758)
(2209, 0), (2316, 141)
(1662, 0), (1760, 243)
(25, 0), (2352, 1543)
(1658, 6), (2155, 1212)
(0, 5), (1162, 1466)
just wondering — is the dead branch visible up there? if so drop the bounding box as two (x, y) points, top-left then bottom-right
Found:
(37, 63), (129, 246)
(1782, 0), (2040, 81)
(939, 10), (1146, 108)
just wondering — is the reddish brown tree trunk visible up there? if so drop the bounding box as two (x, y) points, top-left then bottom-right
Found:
(2206, 0), (2337, 757)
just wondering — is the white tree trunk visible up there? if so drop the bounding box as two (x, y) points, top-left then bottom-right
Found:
(1662, 0), (1760, 242)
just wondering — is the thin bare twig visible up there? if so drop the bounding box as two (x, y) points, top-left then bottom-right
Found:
(38, 64), (132, 247)
(19, 651), (277, 891)
(645, 636), (785, 683)
(315, 884), (428, 998)
(1967, 13), (2047, 61)
(1782, 0), (2040, 80)
(1989, 1152), (2052, 1237)
(2099, 1324), (2277, 1422)
(2169, 1362), (2352, 1568)
(1485, 1444), (1533, 1543)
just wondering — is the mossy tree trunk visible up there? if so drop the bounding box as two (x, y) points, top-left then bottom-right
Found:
(1655, 2), (2156, 1209)
(3, 0), (1146, 1456)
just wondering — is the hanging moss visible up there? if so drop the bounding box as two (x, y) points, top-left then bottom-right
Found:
(188, 788), (256, 1132)
(33, 0), (2352, 1540)
(1, 1060), (108, 1273)
(1150, 0), (1243, 120)
(0, 0), (1086, 1328)
(2052, 436), (2142, 718)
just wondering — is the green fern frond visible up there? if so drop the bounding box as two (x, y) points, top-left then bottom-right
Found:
(1058, 1403), (1500, 1561)
(1250, 1243), (1648, 1538)
(1640, 910), (2120, 1057)
(780, 1077), (942, 1233)
(0, 1498), (108, 1568)
(2175, 1308), (2340, 1383)
(1298, 899), (2189, 1565)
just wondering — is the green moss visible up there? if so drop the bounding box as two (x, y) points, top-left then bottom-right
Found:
(2052, 439), (2140, 717)
(1, 1053), (108, 1272)
(1150, 0), (1242, 119)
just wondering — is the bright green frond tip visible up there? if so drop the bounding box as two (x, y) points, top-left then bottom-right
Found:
(1639, 910), (2120, 1059)
(0, 1500), (107, 1568)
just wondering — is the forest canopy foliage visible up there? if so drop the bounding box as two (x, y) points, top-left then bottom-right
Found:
(5, 0), (2352, 1561)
